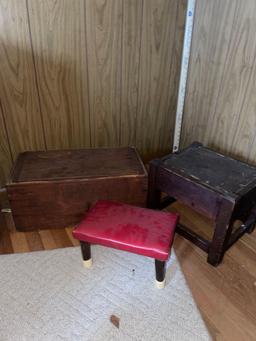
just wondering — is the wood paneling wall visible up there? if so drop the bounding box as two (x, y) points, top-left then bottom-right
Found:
(28, 0), (91, 149)
(182, 0), (256, 165)
(0, 0), (46, 160)
(136, 0), (185, 160)
(0, 0), (186, 186)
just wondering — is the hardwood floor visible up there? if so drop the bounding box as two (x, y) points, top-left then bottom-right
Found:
(0, 202), (255, 341)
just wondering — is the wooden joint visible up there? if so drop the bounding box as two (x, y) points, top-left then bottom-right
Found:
(158, 196), (176, 209)
(176, 223), (210, 253)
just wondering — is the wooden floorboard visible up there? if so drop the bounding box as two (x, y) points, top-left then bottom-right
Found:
(0, 205), (256, 340)
(25, 231), (44, 251)
(39, 230), (58, 250)
(0, 214), (13, 254)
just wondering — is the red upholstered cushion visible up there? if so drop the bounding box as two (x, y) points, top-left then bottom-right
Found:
(72, 201), (178, 261)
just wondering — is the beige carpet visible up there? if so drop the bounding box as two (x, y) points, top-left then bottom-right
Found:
(0, 246), (211, 341)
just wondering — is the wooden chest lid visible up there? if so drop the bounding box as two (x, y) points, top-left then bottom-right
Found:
(10, 147), (146, 183)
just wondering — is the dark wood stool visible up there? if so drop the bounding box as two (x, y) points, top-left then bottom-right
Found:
(147, 142), (256, 266)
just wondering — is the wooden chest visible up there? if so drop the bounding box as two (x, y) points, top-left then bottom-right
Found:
(6, 147), (148, 231)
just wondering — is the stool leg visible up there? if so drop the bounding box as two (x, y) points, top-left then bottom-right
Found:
(207, 200), (234, 266)
(80, 241), (92, 268)
(247, 223), (256, 234)
(246, 204), (256, 234)
(155, 260), (166, 289)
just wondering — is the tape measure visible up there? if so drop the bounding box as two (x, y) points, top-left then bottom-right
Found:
(172, 0), (196, 152)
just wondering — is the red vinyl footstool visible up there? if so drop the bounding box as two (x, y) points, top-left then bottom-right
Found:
(72, 200), (178, 288)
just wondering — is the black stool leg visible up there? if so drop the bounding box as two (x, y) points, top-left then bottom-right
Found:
(207, 200), (234, 266)
(247, 223), (256, 234)
(245, 205), (256, 234)
(155, 260), (166, 289)
(80, 241), (92, 268)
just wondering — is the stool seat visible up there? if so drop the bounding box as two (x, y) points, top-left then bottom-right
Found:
(73, 200), (178, 261)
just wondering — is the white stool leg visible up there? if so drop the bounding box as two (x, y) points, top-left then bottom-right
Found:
(83, 258), (93, 268)
(155, 278), (166, 289)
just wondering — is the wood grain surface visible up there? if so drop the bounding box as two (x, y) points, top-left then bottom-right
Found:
(135, 0), (184, 160)
(182, 0), (256, 166)
(120, 0), (143, 146)
(27, 0), (91, 149)
(85, 0), (123, 147)
(168, 0), (187, 151)
(0, 104), (12, 186)
(0, 0), (45, 162)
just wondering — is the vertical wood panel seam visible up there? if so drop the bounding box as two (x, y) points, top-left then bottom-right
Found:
(246, 73), (256, 158)
(119, 0), (124, 146)
(83, 0), (92, 148)
(247, 129), (256, 163)
(134, 0), (144, 147)
(230, 50), (256, 151)
(209, 3), (238, 141)
(25, 0), (47, 150)
(0, 100), (14, 163)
